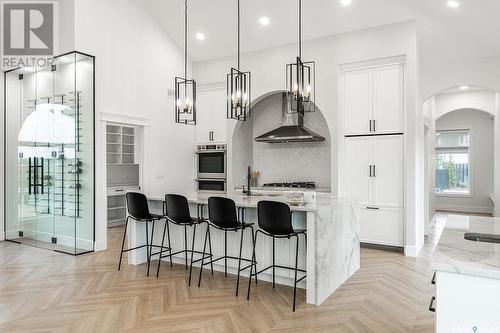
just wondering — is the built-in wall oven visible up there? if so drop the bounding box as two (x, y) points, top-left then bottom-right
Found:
(196, 144), (226, 191)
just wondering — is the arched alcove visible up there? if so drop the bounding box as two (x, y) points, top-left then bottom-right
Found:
(423, 86), (500, 228)
(229, 90), (332, 190)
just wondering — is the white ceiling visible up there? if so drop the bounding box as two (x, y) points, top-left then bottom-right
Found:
(134, 0), (500, 64)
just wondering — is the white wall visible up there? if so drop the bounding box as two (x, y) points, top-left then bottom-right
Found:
(193, 21), (423, 256)
(74, 0), (196, 250)
(421, 55), (500, 101)
(435, 90), (497, 120)
(435, 109), (494, 214)
(423, 97), (436, 233)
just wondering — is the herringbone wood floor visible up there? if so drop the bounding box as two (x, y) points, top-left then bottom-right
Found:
(0, 224), (440, 333)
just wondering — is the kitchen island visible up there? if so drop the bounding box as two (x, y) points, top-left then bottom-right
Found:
(431, 215), (500, 332)
(126, 191), (360, 306)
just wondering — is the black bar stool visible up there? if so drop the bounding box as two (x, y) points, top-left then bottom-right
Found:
(196, 197), (257, 296)
(247, 200), (307, 311)
(156, 194), (213, 284)
(118, 192), (169, 276)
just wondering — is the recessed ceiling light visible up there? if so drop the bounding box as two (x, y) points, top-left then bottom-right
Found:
(340, 0), (352, 6)
(446, 1), (460, 8)
(195, 32), (205, 41)
(259, 16), (270, 26)
(459, 85), (469, 90)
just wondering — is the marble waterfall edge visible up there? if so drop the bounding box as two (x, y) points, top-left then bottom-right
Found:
(315, 198), (360, 305)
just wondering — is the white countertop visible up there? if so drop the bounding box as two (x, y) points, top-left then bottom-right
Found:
(432, 215), (500, 280)
(148, 190), (345, 213)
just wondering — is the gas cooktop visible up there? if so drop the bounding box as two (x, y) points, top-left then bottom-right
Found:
(262, 182), (316, 189)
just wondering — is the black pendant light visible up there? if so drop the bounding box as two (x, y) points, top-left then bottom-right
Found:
(227, 0), (251, 121)
(286, 0), (315, 113)
(175, 0), (196, 125)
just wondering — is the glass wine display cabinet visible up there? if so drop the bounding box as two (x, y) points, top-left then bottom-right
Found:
(4, 51), (95, 255)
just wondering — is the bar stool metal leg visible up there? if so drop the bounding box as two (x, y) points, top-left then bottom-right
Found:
(147, 219), (156, 276)
(224, 230), (228, 277)
(184, 225), (189, 269)
(166, 220), (173, 268)
(272, 237), (276, 288)
(292, 235), (300, 312)
(188, 223), (197, 286)
(246, 230), (259, 300)
(235, 227), (245, 296)
(156, 219), (168, 278)
(198, 224), (210, 287)
(207, 225), (214, 275)
(118, 217), (129, 271)
(251, 228), (258, 284)
(145, 220), (150, 273)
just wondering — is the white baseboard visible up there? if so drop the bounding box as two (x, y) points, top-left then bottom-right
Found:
(94, 240), (106, 252)
(404, 244), (422, 257)
(435, 205), (492, 214)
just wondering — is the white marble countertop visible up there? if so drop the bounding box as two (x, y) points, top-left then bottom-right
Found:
(432, 215), (500, 280)
(148, 191), (344, 213)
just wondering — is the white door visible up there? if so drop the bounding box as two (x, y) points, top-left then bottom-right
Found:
(372, 135), (404, 207)
(196, 91), (212, 143)
(343, 137), (373, 205)
(211, 89), (227, 142)
(344, 70), (372, 135)
(373, 65), (404, 134)
(360, 206), (404, 246)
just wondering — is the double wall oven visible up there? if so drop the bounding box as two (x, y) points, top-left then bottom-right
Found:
(196, 144), (226, 191)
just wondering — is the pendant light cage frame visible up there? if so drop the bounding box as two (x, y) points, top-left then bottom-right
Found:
(286, 56), (316, 113)
(226, 0), (252, 121)
(175, 0), (197, 125)
(175, 77), (197, 125)
(227, 68), (251, 121)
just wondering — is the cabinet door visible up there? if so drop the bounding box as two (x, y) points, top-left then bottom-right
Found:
(360, 206), (403, 246)
(196, 91), (212, 143)
(344, 70), (372, 135)
(373, 65), (404, 134)
(211, 89), (227, 143)
(372, 135), (404, 207)
(343, 137), (373, 205)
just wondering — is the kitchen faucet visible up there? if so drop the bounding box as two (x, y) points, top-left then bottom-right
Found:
(242, 165), (252, 196)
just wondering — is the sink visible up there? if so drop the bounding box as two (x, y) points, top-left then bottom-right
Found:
(464, 232), (500, 244)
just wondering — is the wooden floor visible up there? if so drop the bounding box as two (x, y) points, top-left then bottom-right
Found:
(0, 224), (440, 332)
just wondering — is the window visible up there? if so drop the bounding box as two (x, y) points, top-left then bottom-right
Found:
(435, 129), (471, 195)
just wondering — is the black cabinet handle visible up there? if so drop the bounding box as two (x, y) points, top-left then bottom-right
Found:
(366, 206), (379, 210)
(373, 119), (376, 132)
(369, 120), (372, 132)
(369, 165), (372, 177)
(431, 272), (436, 285)
(429, 296), (436, 312)
(373, 165), (376, 177)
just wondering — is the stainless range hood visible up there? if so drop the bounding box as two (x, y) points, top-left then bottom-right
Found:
(254, 92), (325, 143)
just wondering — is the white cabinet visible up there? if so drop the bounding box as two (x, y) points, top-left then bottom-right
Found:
(360, 206), (403, 247)
(344, 70), (372, 135)
(344, 64), (404, 136)
(196, 88), (227, 143)
(434, 271), (500, 333)
(372, 136), (404, 207)
(344, 136), (372, 205)
(344, 135), (404, 247)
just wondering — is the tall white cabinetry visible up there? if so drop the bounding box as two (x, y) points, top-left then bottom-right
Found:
(343, 63), (405, 248)
(196, 88), (227, 143)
